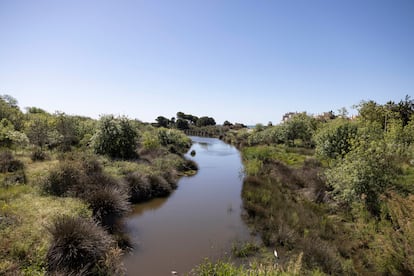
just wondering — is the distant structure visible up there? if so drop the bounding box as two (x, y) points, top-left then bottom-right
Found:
(313, 111), (336, 122)
(282, 112), (297, 122)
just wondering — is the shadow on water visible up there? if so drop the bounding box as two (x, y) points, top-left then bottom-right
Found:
(123, 137), (251, 276)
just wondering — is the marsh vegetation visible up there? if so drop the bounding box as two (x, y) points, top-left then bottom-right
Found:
(0, 95), (196, 275)
(2, 94), (414, 275)
(204, 96), (414, 275)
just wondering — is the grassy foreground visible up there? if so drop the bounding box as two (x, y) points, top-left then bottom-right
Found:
(1, 128), (196, 275)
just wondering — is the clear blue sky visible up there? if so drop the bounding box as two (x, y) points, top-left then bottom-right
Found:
(1, 0), (413, 125)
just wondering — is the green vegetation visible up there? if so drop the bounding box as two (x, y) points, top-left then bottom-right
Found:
(92, 115), (139, 159)
(154, 111), (243, 137)
(216, 96), (414, 275)
(0, 95), (196, 275)
(3, 93), (414, 275)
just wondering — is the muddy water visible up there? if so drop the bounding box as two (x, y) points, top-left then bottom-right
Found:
(123, 137), (250, 275)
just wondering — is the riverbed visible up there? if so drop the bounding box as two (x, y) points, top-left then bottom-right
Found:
(123, 137), (250, 275)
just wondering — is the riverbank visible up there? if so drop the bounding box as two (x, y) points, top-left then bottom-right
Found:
(123, 137), (251, 276)
(198, 110), (414, 275)
(1, 117), (197, 275)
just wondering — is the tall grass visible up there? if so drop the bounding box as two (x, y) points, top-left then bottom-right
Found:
(0, 188), (89, 274)
(241, 147), (349, 274)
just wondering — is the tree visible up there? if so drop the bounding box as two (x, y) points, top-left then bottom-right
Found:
(196, 116), (216, 127)
(155, 116), (170, 128)
(314, 119), (358, 159)
(26, 106), (48, 114)
(0, 119), (29, 149)
(92, 115), (138, 159)
(283, 112), (317, 147)
(176, 112), (198, 125)
(357, 100), (386, 129)
(223, 120), (232, 127)
(176, 118), (189, 130)
(325, 139), (397, 216)
(0, 119), (15, 147)
(54, 113), (79, 151)
(0, 94), (24, 130)
(26, 114), (51, 148)
(396, 95), (414, 126)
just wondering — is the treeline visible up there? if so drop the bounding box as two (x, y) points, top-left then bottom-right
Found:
(216, 96), (414, 275)
(155, 111), (216, 129)
(0, 95), (197, 275)
(155, 111), (247, 130)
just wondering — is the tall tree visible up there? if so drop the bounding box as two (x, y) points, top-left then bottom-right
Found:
(155, 116), (170, 128)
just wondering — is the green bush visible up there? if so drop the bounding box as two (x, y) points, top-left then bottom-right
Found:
(325, 140), (397, 216)
(92, 115), (139, 159)
(314, 119), (358, 159)
(157, 128), (191, 154)
(42, 162), (81, 197)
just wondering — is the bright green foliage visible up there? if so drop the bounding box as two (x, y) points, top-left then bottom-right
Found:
(248, 124), (288, 145)
(0, 95), (24, 130)
(0, 119), (15, 144)
(92, 115), (139, 159)
(314, 119), (358, 159)
(0, 119), (28, 149)
(325, 140), (397, 215)
(284, 113), (318, 147)
(141, 131), (161, 150)
(357, 100), (387, 128)
(243, 145), (307, 167)
(157, 128), (191, 153)
(249, 113), (317, 147)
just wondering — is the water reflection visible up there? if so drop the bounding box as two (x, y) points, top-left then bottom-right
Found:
(129, 197), (170, 216)
(123, 137), (250, 276)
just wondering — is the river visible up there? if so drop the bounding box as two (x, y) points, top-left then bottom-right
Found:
(123, 137), (250, 275)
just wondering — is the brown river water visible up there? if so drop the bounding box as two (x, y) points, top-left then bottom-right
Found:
(123, 137), (251, 275)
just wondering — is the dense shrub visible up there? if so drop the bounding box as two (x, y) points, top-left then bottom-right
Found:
(42, 162), (81, 197)
(314, 119), (358, 159)
(124, 172), (152, 203)
(325, 140), (397, 216)
(85, 186), (130, 228)
(92, 115), (139, 159)
(148, 174), (172, 197)
(46, 216), (117, 275)
(30, 148), (49, 161)
(0, 151), (24, 173)
(157, 128), (191, 154)
(0, 151), (26, 185)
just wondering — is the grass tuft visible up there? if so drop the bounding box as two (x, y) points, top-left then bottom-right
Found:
(46, 215), (114, 275)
